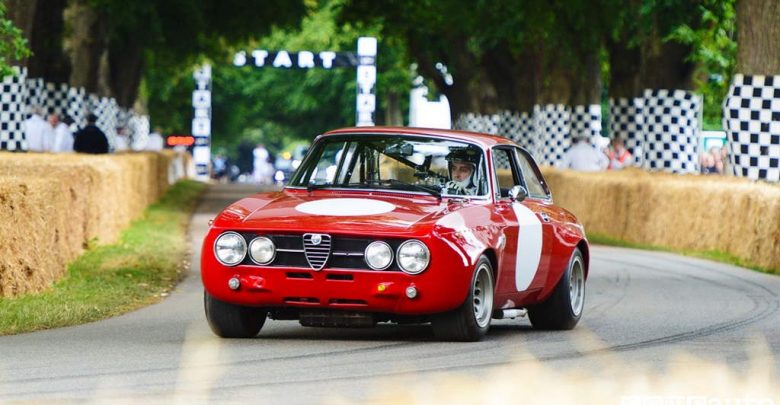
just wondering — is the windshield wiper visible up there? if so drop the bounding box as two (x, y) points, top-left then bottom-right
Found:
(373, 179), (442, 201)
(306, 183), (337, 192)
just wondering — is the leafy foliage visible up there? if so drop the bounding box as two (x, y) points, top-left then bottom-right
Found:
(667, 0), (736, 129)
(0, 0), (30, 78)
(146, 0), (412, 158)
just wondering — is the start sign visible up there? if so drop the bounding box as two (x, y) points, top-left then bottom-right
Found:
(233, 37), (377, 126)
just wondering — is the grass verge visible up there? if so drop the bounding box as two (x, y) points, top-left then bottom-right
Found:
(587, 232), (778, 275)
(0, 180), (206, 335)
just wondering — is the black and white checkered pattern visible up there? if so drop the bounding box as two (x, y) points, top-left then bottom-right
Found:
(570, 104), (602, 140)
(43, 82), (69, 116)
(453, 112), (500, 135)
(641, 89), (701, 174)
(497, 110), (535, 153)
(0, 67), (28, 151)
(67, 87), (86, 128)
(609, 97), (645, 161)
(534, 104), (571, 166)
(723, 74), (780, 182)
(24, 78), (45, 111)
(128, 113), (150, 148)
(94, 97), (119, 144)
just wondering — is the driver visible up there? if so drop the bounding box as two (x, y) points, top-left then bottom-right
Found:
(444, 148), (480, 195)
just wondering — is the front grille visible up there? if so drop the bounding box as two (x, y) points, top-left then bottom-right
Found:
(235, 233), (405, 271)
(303, 233), (331, 271)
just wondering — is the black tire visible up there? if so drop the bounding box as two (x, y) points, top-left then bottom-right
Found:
(204, 291), (267, 338)
(528, 248), (586, 330)
(432, 255), (495, 341)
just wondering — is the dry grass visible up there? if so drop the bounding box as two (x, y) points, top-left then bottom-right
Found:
(542, 168), (780, 273)
(0, 151), (187, 297)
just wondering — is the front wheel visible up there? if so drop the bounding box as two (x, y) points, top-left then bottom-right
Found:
(204, 291), (267, 338)
(432, 255), (494, 341)
(528, 248), (586, 330)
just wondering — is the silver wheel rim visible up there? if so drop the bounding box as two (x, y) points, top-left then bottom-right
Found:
(473, 264), (493, 328)
(569, 257), (585, 317)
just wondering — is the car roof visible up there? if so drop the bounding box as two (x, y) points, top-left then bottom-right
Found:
(322, 126), (518, 149)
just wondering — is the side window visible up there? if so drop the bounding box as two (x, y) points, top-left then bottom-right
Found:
(516, 149), (549, 198)
(492, 148), (521, 199)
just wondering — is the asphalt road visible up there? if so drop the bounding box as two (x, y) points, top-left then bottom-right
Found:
(1, 183), (778, 403)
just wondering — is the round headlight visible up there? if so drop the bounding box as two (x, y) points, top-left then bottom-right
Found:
(214, 232), (247, 266)
(249, 236), (276, 264)
(397, 240), (430, 274)
(364, 241), (393, 270)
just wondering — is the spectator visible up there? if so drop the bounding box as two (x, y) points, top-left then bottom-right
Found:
(146, 127), (164, 151)
(700, 151), (718, 174)
(73, 113), (109, 154)
(114, 126), (131, 152)
(49, 113), (74, 153)
(606, 137), (633, 170)
(561, 135), (608, 171)
(253, 143), (274, 184)
(212, 152), (228, 182)
(23, 106), (51, 152)
(709, 146), (724, 174)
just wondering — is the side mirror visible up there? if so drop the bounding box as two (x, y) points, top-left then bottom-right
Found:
(508, 185), (528, 202)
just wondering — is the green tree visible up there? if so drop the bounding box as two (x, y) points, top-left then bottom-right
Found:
(0, 0), (30, 77)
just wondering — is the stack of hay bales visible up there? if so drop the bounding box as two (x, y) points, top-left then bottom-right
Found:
(0, 152), (188, 297)
(542, 168), (780, 273)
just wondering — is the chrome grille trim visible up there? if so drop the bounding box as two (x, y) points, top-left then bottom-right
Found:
(303, 233), (331, 271)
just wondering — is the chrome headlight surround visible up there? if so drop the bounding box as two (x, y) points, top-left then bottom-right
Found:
(397, 240), (430, 274)
(214, 231), (247, 266)
(364, 241), (393, 270)
(249, 236), (276, 265)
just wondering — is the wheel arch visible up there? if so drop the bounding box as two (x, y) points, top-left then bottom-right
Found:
(482, 248), (499, 283)
(576, 239), (590, 279)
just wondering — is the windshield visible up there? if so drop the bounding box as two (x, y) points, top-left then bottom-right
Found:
(289, 135), (489, 197)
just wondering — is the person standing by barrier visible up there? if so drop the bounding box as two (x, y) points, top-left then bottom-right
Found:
(73, 114), (109, 154)
(606, 137), (633, 170)
(49, 113), (74, 153)
(561, 135), (608, 171)
(24, 106), (50, 152)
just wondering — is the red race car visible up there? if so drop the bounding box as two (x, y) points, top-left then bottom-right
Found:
(202, 127), (589, 341)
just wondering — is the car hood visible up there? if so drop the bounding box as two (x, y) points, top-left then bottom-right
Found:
(217, 190), (455, 235)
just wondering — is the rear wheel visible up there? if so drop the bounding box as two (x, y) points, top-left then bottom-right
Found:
(432, 255), (494, 341)
(528, 248), (585, 330)
(204, 291), (267, 338)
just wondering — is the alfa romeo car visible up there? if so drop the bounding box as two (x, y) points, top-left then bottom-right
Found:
(201, 127), (589, 341)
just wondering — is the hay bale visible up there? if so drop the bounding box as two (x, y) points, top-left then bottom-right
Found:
(542, 167), (780, 272)
(0, 151), (188, 297)
(0, 178), (72, 296)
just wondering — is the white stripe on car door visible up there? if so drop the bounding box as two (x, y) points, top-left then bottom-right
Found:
(512, 202), (543, 292)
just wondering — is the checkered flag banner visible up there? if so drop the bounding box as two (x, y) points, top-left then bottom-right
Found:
(95, 97), (119, 144)
(609, 97), (645, 164)
(24, 77), (44, 111)
(129, 113), (150, 148)
(498, 110), (536, 154)
(67, 87), (86, 128)
(44, 82), (69, 116)
(0, 67), (28, 151)
(534, 104), (571, 167)
(641, 89), (701, 174)
(453, 112), (500, 134)
(723, 74), (780, 182)
(570, 104), (602, 140)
